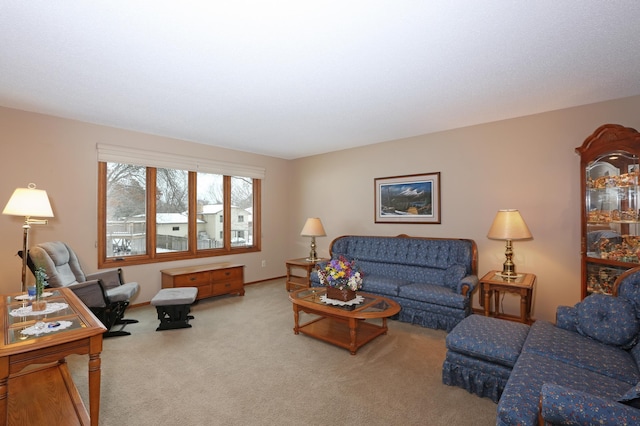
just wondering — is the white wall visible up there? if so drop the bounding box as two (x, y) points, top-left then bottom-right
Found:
(289, 95), (640, 322)
(0, 107), (292, 303)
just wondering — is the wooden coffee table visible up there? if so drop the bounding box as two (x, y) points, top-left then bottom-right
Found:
(289, 288), (401, 355)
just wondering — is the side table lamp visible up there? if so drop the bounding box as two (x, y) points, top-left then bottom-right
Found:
(300, 217), (326, 262)
(2, 183), (54, 293)
(487, 209), (532, 279)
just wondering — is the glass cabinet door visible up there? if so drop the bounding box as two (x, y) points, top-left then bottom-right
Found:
(578, 125), (640, 297)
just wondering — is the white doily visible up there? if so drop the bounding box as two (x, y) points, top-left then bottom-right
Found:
(15, 292), (54, 301)
(320, 294), (364, 306)
(9, 302), (69, 317)
(20, 320), (73, 336)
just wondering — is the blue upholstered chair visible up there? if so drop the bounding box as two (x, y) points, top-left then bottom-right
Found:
(536, 266), (640, 425)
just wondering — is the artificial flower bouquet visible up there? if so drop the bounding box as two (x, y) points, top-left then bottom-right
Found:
(316, 255), (363, 291)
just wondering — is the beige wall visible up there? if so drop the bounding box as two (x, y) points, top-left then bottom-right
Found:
(290, 95), (640, 322)
(2, 95), (640, 322)
(0, 106), (292, 303)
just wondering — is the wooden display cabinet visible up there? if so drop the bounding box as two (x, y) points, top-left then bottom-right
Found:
(161, 262), (244, 300)
(576, 124), (640, 298)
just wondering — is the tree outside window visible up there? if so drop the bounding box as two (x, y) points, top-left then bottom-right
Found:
(98, 162), (260, 267)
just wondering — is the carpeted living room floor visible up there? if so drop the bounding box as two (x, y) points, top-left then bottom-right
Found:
(67, 278), (497, 425)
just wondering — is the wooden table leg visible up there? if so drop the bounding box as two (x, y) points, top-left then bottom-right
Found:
(292, 305), (300, 334)
(0, 357), (8, 426)
(520, 289), (527, 323)
(349, 318), (357, 355)
(88, 334), (103, 426)
(88, 353), (101, 426)
(484, 286), (491, 317)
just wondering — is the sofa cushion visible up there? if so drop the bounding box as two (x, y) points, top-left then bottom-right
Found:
(576, 294), (640, 348)
(522, 320), (640, 385)
(398, 283), (466, 309)
(555, 305), (579, 332)
(617, 269), (640, 315)
(361, 274), (407, 297)
(444, 264), (466, 291)
(618, 382), (640, 409)
(497, 351), (632, 426)
(446, 315), (529, 368)
(331, 236), (474, 272)
(541, 383), (640, 425)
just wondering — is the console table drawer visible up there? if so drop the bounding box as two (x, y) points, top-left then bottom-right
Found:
(211, 267), (242, 281)
(174, 272), (210, 287)
(212, 281), (241, 295)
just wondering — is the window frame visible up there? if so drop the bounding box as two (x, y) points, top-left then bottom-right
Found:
(98, 162), (261, 268)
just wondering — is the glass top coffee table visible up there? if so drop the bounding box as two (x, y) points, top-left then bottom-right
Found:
(289, 287), (401, 355)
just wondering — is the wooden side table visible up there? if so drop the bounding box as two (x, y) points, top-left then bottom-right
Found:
(479, 270), (536, 324)
(285, 258), (328, 291)
(0, 287), (106, 425)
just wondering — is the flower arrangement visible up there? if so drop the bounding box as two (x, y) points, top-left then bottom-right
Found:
(316, 256), (363, 291)
(34, 266), (48, 299)
(32, 266), (49, 311)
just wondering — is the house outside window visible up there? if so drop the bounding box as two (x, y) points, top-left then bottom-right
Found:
(98, 154), (262, 267)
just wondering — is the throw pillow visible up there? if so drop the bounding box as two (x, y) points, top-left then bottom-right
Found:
(444, 264), (466, 291)
(577, 294), (640, 348)
(618, 382), (640, 409)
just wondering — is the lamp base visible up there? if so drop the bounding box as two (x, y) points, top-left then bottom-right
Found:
(495, 272), (523, 280)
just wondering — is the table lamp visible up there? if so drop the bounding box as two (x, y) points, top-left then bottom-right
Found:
(300, 217), (326, 262)
(487, 209), (532, 278)
(3, 183), (54, 293)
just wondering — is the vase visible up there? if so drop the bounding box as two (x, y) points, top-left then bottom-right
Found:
(32, 299), (47, 312)
(326, 286), (356, 302)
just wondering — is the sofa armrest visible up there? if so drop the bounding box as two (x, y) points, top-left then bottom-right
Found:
(309, 261), (328, 287)
(540, 383), (640, 425)
(555, 305), (578, 332)
(86, 268), (123, 290)
(66, 280), (108, 308)
(458, 275), (478, 296)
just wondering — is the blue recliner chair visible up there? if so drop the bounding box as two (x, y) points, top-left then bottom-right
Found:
(26, 241), (140, 337)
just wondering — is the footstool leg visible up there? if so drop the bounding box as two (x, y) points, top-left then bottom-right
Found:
(155, 304), (194, 331)
(151, 287), (198, 331)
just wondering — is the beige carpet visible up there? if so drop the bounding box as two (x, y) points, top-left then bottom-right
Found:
(67, 279), (497, 425)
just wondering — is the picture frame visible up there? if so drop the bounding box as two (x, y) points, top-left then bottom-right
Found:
(374, 172), (441, 224)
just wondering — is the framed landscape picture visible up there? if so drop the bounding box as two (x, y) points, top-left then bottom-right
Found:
(374, 172), (441, 224)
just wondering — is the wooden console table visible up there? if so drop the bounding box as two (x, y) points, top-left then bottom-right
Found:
(161, 262), (245, 300)
(0, 287), (106, 425)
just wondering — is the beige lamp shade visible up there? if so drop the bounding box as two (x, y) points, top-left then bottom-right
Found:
(3, 183), (54, 293)
(487, 209), (532, 240)
(300, 218), (326, 237)
(301, 217), (326, 262)
(487, 209), (532, 278)
(3, 184), (54, 218)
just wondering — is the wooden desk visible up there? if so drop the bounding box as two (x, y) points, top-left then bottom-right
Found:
(480, 270), (536, 324)
(285, 258), (328, 291)
(0, 288), (106, 425)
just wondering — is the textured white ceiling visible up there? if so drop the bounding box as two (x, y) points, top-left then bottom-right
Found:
(1, 1), (640, 159)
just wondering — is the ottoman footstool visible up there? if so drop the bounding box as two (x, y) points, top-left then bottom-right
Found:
(151, 287), (198, 331)
(442, 314), (530, 402)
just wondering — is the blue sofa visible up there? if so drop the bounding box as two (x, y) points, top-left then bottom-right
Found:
(444, 267), (640, 425)
(310, 234), (478, 332)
